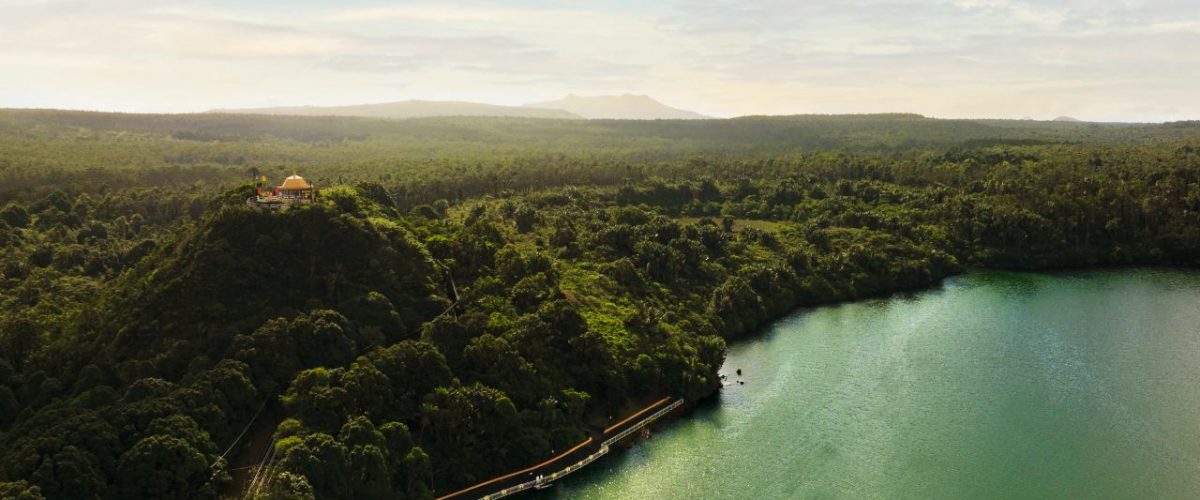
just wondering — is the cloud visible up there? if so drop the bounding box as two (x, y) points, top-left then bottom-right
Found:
(0, 0), (1197, 120)
(314, 35), (530, 73)
(653, 0), (1200, 118)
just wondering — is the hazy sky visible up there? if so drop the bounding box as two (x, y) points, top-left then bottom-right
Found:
(2, 0), (1198, 121)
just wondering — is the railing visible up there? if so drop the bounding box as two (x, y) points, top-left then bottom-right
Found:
(245, 195), (312, 211)
(602, 398), (684, 449)
(475, 398), (684, 500)
(437, 437), (595, 500)
(479, 448), (610, 500)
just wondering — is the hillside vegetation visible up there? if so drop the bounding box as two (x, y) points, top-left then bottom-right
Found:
(1, 110), (1199, 499)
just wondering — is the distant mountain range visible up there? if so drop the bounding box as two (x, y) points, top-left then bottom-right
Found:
(210, 94), (708, 121)
(209, 100), (581, 120)
(525, 94), (708, 120)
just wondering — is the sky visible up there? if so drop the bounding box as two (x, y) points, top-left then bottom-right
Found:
(1, 0), (1198, 121)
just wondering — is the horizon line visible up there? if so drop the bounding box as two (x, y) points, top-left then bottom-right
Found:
(0, 105), (1185, 125)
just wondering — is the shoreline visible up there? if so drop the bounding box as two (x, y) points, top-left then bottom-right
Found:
(536, 264), (1200, 497)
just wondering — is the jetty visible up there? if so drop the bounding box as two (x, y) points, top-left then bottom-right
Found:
(437, 397), (684, 500)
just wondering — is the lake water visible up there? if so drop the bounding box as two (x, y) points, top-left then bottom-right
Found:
(542, 269), (1200, 499)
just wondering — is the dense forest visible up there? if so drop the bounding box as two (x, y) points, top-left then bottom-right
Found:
(1, 110), (1199, 499)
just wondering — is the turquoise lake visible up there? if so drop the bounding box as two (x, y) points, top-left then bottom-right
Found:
(541, 269), (1200, 499)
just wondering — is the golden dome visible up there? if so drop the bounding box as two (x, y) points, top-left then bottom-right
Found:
(279, 173), (312, 190)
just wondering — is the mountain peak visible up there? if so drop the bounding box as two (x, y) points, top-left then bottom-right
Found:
(524, 94), (708, 120)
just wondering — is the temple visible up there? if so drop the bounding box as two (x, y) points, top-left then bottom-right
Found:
(248, 171), (317, 210)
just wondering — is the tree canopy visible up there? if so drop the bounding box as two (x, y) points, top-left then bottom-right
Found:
(2, 110), (1200, 498)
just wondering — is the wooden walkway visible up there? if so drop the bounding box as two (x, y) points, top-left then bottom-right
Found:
(436, 397), (684, 500)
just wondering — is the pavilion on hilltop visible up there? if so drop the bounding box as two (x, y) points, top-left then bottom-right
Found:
(248, 171), (317, 209)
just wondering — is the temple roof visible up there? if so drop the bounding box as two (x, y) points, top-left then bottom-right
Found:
(280, 173), (312, 190)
